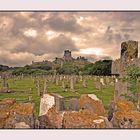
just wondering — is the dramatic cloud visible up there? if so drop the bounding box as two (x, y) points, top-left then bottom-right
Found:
(0, 12), (140, 66)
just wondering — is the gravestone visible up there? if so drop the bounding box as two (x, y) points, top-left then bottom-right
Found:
(95, 81), (102, 90)
(70, 76), (75, 92)
(55, 76), (59, 86)
(69, 98), (79, 111)
(37, 80), (40, 96)
(62, 80), (65, 89)
(100, 78), (105, 86)
(39, 93), (64, 116)
(43, 79), (48, 94)
(82, 78), (87, 88)
(79, 75), (83, 82)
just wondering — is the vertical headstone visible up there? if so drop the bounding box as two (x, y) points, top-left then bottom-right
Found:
(79, 75), (83, 82)
(55, 76), (59, 86)
(100, 78), (105, 86)
(62, 80), (65, 89)
(70, 76), (75, 92)
(43, 79), (48, 94)
(82, 78), (87, 88)
(69, 98), (79, 111)
(37, 80), (40, 96)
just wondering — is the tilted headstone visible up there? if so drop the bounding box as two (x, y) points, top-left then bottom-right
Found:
(39, 93), (64, 116)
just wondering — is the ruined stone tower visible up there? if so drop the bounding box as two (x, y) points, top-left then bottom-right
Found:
(121, 40), (138, 62)
(112, 40), (139, 77)
(63, 50), (73, 61)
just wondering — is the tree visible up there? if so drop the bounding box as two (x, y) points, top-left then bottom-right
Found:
(83, 60), (112, 75)
(125, 64), (140, 102)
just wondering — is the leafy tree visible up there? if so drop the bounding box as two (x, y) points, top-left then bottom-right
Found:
(83, 60), (112, 75)
(124, 64), (140, 102)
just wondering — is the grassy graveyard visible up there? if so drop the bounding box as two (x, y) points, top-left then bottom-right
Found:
(0, 76), (114, 116)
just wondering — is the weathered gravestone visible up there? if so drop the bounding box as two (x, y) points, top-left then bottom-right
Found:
(69, 98), (79, 111)
(70, 76), (75, 92)
(82, 78), (87, 88)
(100, 78), (105, 86)
(95, 81), (102, 90)
(39, 93), (64, 116)
(39, 93), (65, 128)
(55, 76), (59, 86)
(61, 80), (65, 89)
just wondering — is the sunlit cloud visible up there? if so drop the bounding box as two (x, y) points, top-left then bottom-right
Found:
(45, 30), (59, 40)
(80, 48), (105, 56)
(23, 28), (37, 38)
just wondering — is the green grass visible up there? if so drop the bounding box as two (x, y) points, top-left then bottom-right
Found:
(0, 76), (114, 116)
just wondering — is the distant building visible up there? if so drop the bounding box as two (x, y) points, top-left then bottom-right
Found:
(76, 56), (88, 62)
(63, 50), (74, 61)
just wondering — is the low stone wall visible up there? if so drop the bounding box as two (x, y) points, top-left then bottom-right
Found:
(0, 98), (35, 128)
(79, 94), (106, 116)
(109, 100), (140, 128)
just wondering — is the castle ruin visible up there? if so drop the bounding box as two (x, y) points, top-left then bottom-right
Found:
(63, 50), (74, 61)
(112, 40), (140, 77)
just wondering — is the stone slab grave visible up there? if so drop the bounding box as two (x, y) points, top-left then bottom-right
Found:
(39, 93), (64, 128)
(39, 93), (64, 116)
(0, 98), (35, 128)
(68, 98), (79, 111)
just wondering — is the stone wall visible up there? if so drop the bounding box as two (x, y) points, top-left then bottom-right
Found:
(0, 98), (35, 128)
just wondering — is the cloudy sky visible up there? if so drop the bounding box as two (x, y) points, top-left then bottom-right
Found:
(0, 11), (140, 66)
